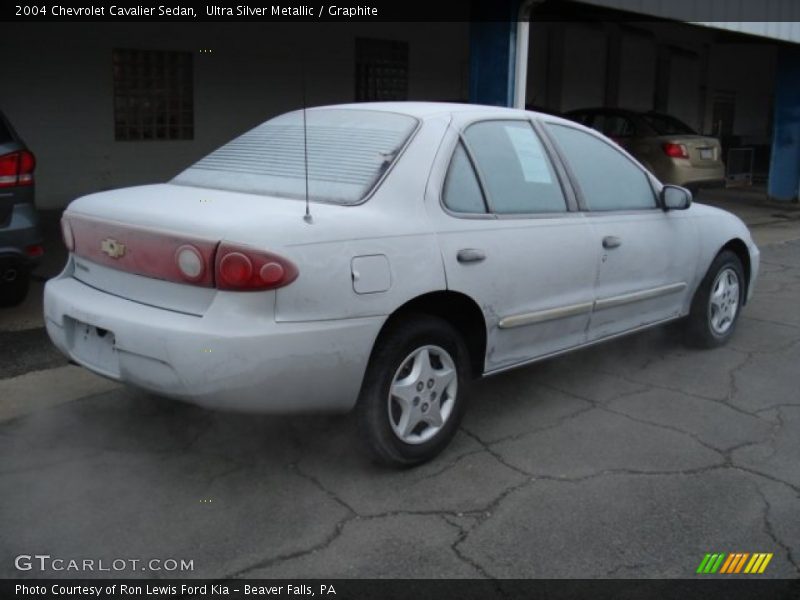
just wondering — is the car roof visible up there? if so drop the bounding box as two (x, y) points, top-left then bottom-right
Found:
(566, 107), (641, 116)
(303, 102), (591, 132)
(307, 101), (534, 120)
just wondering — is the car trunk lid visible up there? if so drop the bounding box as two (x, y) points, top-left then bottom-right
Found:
(662, 135), (723, 167)
(63, 183), (326, 314)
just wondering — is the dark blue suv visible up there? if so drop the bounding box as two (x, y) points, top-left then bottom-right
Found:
(0, 110), (42, 306)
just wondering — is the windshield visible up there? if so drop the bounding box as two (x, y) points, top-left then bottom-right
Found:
(641, 113), (696, 136)
(172, 109), (418, 205)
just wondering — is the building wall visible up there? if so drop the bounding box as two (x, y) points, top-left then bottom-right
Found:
(617, 30), (657, 110)
(0, 22), (469, 210)
(704, 43), (777, 143)
(560, 24), (607, 111)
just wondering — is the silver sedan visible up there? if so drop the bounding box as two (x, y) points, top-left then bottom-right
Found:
(45, 102), (759, 467)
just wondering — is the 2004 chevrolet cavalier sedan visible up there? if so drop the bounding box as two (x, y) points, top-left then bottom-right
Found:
(44, 102), (759, 466)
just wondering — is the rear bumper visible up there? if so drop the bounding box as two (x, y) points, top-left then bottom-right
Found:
(684, 178), (726, 191)
(657, 162), (726, 189)
(44, 274), (383, 413)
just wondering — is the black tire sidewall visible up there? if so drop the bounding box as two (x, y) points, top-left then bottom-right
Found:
(357, 315), (470, 467)
(689, 251), (745, 347)
(0, 269), (30, 308)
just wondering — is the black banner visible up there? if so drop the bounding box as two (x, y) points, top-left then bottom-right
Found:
(3, 0), (800, 23)
(3, 579), (800, 600)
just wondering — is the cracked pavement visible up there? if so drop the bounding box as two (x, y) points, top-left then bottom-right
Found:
(1, 240), (799, 580)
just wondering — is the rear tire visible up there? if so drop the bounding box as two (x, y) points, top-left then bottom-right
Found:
(356, 314), (470, 467)
(684, 250), (744, 348)
(0, 268), (30, 308)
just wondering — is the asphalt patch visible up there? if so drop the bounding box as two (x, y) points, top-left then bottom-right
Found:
(0, 327), (68, 379)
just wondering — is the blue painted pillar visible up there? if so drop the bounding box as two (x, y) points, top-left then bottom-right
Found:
(768, 46), (800, 202)
(469, 0), (519, 107)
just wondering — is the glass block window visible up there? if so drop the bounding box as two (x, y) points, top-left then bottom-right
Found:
(112, 49), (193, 141)
(355, 38), (409, 102)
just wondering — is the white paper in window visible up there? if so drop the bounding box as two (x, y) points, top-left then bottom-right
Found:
(504, 125), (553, 184)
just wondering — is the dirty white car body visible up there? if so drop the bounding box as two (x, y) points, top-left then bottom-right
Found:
(44, 102), (759, 466)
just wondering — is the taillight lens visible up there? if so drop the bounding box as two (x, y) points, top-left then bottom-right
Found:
(61, 218), (75, 251)
(175, 244), (205, 282)
(25, 244), (44, 258)
(0, 150), (35, 188)
(663, 142), (689, 159)
(215, 243), (298, 291)
(63, 215), (297, 291)
(66, 216), (217, 287)
(219, 252), (253, 287)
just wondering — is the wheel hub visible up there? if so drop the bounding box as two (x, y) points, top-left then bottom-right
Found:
(708, 267), (740, 336)
(387, 344), (457, 445)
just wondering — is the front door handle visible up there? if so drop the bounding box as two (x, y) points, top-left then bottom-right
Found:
(457, 248), (486, 264)
(602, 236), (622, 249)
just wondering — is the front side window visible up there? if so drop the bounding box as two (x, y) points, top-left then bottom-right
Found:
(462, 121), (566, 214)
(547, 124), (656, 211)
(173, 109), (417, 205)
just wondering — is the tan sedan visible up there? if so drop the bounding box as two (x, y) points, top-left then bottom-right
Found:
(565, 108), (725, 191)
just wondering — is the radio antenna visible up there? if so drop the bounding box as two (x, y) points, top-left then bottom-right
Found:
(301, 58), (313, 224)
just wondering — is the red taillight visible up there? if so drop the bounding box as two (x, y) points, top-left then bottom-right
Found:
(215, 243), (298, 291)
(67, 216), (217, 287)
(25, 244), (44, 258)
(219, 252), (253, 286)
(0, 150), (35, 188)
(663, 142), (689, 159)
(63, 215), (297, 291)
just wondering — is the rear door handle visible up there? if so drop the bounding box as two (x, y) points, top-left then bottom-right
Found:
(602, 236), (622, 249)
(457, 248), (486, 264)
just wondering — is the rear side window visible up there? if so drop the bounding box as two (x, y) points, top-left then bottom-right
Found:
(642, 113), (696, 136)
(547, 124), (656, 211)
(172, 109), (417, 205)
(442, 144), (486, 214)
(463, 121), (566, 214)
(567, 112), (592, 126)
(597, 114), (636, 138)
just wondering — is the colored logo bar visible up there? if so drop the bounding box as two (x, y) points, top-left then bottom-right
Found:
(696, 553), (773, 574)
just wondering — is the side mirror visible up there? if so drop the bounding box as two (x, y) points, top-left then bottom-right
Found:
(661, 185), (692, 211)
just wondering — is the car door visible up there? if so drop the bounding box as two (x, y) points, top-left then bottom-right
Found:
(426, 115), (598, 373)
(544, 122), (699, 340)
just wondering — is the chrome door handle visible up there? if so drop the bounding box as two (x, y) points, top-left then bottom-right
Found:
(457, 248), (486, 264)
(602, 236), (622, 249)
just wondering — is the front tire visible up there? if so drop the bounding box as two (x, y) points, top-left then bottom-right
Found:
(356, 314), (470, 467)
(684, 250), (745, 348)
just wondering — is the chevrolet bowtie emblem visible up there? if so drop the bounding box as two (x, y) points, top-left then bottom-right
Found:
(100, 238), (126, 259)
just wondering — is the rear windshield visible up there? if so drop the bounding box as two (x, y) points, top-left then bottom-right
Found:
(172, 109), (418, 205)
(641, 113), (696, 136)
(0, 115), (14, 144)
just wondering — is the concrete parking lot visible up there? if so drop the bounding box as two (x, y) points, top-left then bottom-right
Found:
(1, 191), (799, 579)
